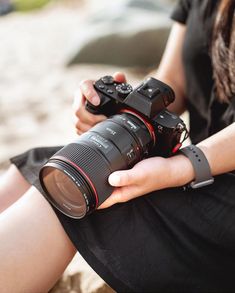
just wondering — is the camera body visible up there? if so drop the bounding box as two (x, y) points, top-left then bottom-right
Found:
(86, 76), (187, 157)
(39, 76), (188, 219)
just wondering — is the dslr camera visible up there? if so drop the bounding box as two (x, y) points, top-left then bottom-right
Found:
(40, 76), (188, 219)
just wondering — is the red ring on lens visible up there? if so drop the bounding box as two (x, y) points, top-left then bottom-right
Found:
(53, 155), (99, 210)
(119, 108), (156, 146)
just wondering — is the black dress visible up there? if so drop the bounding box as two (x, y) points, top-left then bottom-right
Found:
(10, 0), (235, 292)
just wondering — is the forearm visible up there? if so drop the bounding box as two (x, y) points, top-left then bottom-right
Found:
(151, 23), (187, 115)
(197, 122), (235, 175)
(104, 124), (235, 207)
(169, 123), (235, 188)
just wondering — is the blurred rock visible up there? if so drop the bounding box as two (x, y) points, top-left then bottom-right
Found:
(67, 0), (174, 67)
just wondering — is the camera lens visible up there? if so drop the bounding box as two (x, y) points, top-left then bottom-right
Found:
(40, 113), (154, 219)
(40, 164), (90, 218)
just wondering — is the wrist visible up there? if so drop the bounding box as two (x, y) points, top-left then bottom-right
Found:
(179, 145), (214, 189)
(168, 153), (195, 187)
(196, 144), (212, 171)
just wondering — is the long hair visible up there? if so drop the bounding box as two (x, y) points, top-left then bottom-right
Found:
(211, 0), (235, 102)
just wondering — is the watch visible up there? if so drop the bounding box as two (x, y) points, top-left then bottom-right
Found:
(180, 145), (214, 189)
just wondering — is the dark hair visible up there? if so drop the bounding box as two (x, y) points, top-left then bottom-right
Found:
(212, 0), (235, 102)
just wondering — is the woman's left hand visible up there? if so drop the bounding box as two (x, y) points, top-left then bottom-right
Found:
(99, 154), (194, 209)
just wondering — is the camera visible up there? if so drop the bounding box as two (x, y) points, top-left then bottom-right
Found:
(39, 76), (188, 219)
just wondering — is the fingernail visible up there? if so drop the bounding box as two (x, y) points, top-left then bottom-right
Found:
(91, 96), (100, 106)
(109, 174), (120, 186)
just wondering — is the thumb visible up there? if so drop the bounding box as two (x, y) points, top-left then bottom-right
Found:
(108, 170), (135, 187)
(113, 72), (126, 83)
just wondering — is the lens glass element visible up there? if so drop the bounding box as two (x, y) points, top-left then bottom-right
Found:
(41, 166), (87, 218)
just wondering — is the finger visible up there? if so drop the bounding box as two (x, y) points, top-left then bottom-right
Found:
(98, 185), (142, 209)
(98, 188), (123, 209)
(113, 72), (127, 83)
(73, 87), (106, 125)
(75, 105), (106, 126)
(73, 89), (84, 110)
(76, 129), (83, 136)
(75, 120), (92, 134)
(108, 169), (139, 187)
(79, 80), (100, 106)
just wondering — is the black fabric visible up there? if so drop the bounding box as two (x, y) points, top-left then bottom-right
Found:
(54, 174), (235, 292)
(10, 146), (62, 185)
(171, 0), (235, 144)
(170, 0), (192, 24)
(10, 149), (235, 292)
(9, 0), (235, 292)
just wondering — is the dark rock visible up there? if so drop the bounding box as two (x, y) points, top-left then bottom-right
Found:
(67, 0), (174, 67)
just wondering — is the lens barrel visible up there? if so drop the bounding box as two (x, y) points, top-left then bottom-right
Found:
(40, 113), (153, 218)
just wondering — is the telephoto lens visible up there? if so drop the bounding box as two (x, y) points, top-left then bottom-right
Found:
(40, 113), (154, 219)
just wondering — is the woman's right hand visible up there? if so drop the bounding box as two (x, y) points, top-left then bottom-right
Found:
(73, 72), (127, 135)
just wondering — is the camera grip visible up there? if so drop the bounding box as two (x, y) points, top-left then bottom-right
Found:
(85, 101), (102, 115)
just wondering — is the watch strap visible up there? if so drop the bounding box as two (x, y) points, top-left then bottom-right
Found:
(180, 145), (214, 189)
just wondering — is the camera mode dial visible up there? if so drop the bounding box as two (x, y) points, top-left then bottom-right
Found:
(116, 83), (133, 99)
(101, 76), (114, 85)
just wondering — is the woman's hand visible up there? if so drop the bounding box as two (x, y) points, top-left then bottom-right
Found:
(99, 154), (195, 209)
(73, 72), (126, 135)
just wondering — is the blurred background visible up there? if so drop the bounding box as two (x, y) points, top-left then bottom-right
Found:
(0, 0), (176, 292)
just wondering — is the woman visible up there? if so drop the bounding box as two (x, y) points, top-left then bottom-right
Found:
(0, 0), (235, 292)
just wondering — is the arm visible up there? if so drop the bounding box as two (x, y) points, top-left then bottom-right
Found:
(171, 123), (235, 186)
(99, 23), (235, 208)
(99, 123), (235, 209)
(153, 23), (187, 115)
(197, 123), (235, 176)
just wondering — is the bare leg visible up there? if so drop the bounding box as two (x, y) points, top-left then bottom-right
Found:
(0, 164), (30, 213)
(0, 186), (76, 293)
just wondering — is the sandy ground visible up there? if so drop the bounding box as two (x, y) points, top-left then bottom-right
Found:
(0, 2), (146, 292)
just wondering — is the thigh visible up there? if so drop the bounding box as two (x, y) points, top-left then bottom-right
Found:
(0, 164), (30, 213)
(0, 187), (76, 293)
(54, 173), (235, 292)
